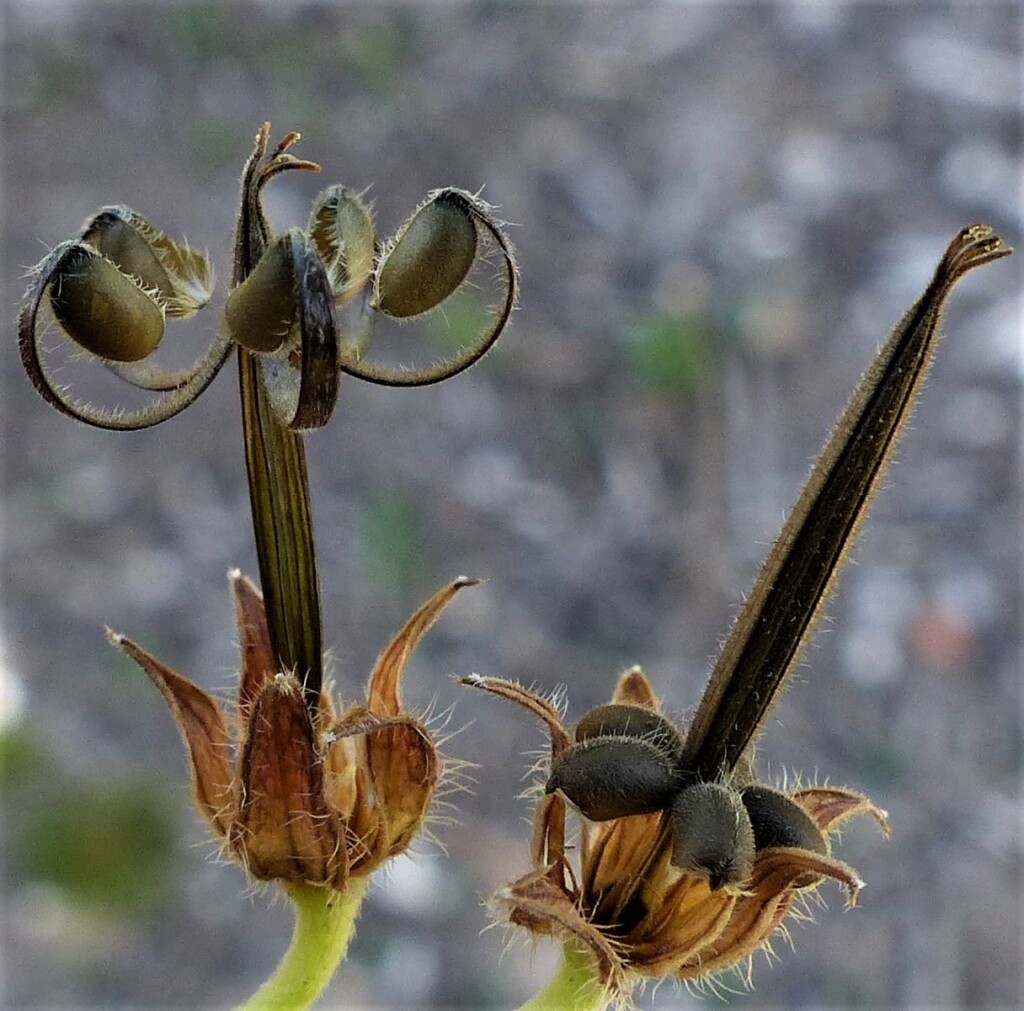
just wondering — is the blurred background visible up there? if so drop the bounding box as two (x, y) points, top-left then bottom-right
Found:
(2, 2), (1020, 1009)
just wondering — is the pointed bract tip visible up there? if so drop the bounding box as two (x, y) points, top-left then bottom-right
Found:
(104, 626), (125, 647)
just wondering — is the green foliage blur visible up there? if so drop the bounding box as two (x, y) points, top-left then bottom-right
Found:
(1, 723), (176, 916)
(622, 311), (721, 393)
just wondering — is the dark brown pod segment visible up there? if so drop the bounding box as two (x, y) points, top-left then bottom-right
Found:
(741, 784), (828, 888)
(249, 229), (339, 431)
(18, 241), (233, 430)
(546, 736), (681, 822)
(307, 185), (376, 307)
(670, 782), (755, 890)
(574, 703), (685, 759)
(335, 187), (519, 387)
(225, 234), (299, 353)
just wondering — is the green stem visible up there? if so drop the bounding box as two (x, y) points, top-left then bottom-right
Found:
(237, 879), (367, 1011)
(518, 942), (612, 1011)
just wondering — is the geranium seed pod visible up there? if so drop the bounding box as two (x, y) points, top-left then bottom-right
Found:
(546, 736), (681, 822)
(307, 186), (375, 305)
(374, 189), (478, 319)
(670, 782), (755, 890)
(574, 703), (685, 759)
(80, 206), (213, 319)
(82, 210), (174, 302)
(48, 245), (164, 362)
(225, 234), (298, 353)
(741, 784), (828, 888)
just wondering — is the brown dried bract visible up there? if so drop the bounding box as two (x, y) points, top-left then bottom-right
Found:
(108, 572), (476, 888)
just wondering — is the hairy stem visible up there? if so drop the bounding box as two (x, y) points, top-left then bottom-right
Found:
(234, 124), (324, 708)
(239, 351), (323, 706)
(237, 879), (367, 1011)
(519, 942), (612, 1011)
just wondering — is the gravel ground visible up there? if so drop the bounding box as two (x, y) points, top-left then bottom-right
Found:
(2, 3), (1020, 1009)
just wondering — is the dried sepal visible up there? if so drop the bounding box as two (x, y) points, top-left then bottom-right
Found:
(582, 810), (668, 922)
(80, 206), (214, 319)
(793, 785), (890, 837)
(495, 869), (628, 994)
(610, 665), (662, 709)
(231, 672), (347, 889)
(336, 188), (519, 387)
(19, 241), (233, 430)
(627, 875), (735, 973)
(105, 628), (233, 837)
(457, 674), (572, 757)
(368, 576), (479, 716)
(307, 185), (376, 307)
(230, 568), (277, 728)
(364, 717), (438, 858)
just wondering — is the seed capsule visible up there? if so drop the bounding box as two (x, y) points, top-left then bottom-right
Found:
(670, 782), (755, 890)
(741, 784), (827, 888)
(48, 245), (164, 362)
(546, 736), (681, 822)
(307, 186), (376, 306)
(224, 235), (298, 353)
(574, 703), (685, 758)
(374, 190), (478, 319)
(80, 207), (213, 319)
(82, 211), (173, 300)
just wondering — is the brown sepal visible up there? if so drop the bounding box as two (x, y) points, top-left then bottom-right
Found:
(497, 869), (627, 995)
(677, 845), (864, 980)
(107, 629), (233, 837)
(457, 674), (572, 757)
(368, 577), (478, 716)
(230, 570), (278, 728)
(628, 874), (735, 974)
(794, 786), (891, 838)
(611, 665), (661, 710)
(231, 674), (346, 888)
(364, 718), (438, 857)
(585, 812), (672, 926)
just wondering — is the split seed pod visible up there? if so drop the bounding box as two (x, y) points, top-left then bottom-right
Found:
(228, 228), (340, 430)
(81, 206), (214, 319)
(374, 190), (478, 319)
(225, 233), (299, 354)
(307, 185), (376, 307)
(670, 782), (755, 891)
(19, 209), (228, 430)
(332, 188), (518, 387)
(48, 243), (165, 362)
